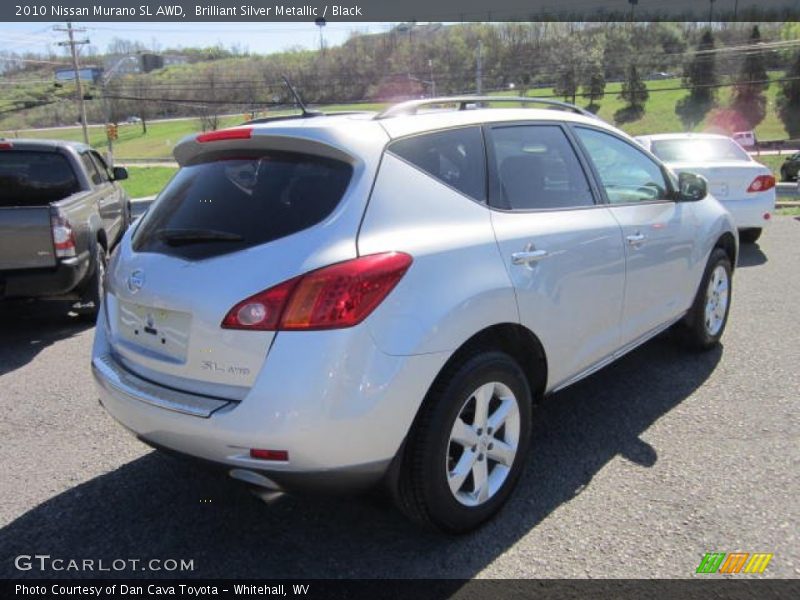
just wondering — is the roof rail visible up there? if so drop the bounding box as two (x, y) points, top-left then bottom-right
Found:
(375, 96), (600, 120)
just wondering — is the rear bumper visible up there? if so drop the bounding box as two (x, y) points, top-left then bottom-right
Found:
(0, 251), (90, 299)
(720, 193), (775, 230)
(91, 309), (450, 493)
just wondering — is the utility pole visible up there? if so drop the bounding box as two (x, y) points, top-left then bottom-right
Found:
(476, 40), (483, 95)
(100, 56), (136, 165)
(428, 59), (436, 98)
(55, 21), (90, 144)
(315, 17), (326, 53)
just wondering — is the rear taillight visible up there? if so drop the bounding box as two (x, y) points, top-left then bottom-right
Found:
(222, 252), (413, 331)
(196, 127), (253, 143)
(747, 174), (776, 193)
(50, 214), (76, 258)
(0, 141), (12, 150)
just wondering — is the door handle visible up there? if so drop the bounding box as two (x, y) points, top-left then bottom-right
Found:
(626, 233), (647, 246)
(511, 249), (550, 265)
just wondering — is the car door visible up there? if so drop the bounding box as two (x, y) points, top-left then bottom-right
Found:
(81, 150), (123, 242)
(486, 122), (626, 390)
(572, 125), (699, 346)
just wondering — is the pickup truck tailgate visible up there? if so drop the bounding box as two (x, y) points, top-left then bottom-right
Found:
(0, 207), (56, 270)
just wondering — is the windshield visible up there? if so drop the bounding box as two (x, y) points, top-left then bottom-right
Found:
(650, 138), (751, 163)
(133, 151), (352, 260)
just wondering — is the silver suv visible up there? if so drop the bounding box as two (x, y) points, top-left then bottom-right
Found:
(92, 97), (737, 532)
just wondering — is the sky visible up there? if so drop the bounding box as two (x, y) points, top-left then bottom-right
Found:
(0, 22), (397, 57)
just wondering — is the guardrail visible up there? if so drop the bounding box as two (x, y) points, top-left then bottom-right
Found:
(754, 139), (800, 153)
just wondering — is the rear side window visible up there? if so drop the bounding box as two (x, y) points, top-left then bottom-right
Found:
(133, 152), (352, 260)
(388, 127), (486, 201)
(0, 151), (80, 207)
(488, 125), (594, 210)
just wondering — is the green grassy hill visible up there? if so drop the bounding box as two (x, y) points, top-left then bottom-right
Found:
(1, 76), (792, 163)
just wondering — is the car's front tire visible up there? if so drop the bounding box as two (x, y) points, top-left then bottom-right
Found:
(396, 351), (532, 533)
(682, 247), (732, 351)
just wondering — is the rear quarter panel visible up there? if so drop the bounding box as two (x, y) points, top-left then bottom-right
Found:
(357, 152), (519, 356)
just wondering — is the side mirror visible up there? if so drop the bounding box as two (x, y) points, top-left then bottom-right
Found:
(677, 172), (707, 201)
(112, 166), (128, 181)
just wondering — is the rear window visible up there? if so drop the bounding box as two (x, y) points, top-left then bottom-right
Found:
(0, 150), (80, 207)
(133, 151), (353, 260)
(650, 138), (750, 163)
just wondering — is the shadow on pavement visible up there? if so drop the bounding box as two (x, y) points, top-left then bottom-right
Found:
(737, 243), (767, 268)
(0, 334), (721, 579)
(0, 302), (93, 377)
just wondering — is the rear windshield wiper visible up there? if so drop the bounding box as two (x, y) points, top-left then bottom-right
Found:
(156, 229), (244, 246)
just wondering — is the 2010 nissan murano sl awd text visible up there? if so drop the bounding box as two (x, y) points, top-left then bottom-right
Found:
(92, 97), (737, 533)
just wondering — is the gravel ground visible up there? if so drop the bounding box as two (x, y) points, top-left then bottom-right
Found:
(1, 217), (798, 579)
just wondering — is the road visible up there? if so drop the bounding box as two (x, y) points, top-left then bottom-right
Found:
(0, 217), (798, 579)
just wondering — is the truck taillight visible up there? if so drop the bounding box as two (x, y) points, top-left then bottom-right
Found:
(746, 174), (776, 193)
(222, 252), (413, 331)
(51, 214), (76, 258)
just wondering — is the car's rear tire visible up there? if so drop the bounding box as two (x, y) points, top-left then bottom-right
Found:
(781, 167), (790, 182)
(76, 244), (107, 321)
(739, 228), (762, 244)
(682, 247), (732, 351)
(395, 351), (532, 533)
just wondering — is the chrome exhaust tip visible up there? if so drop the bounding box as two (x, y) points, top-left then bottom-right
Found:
(229, 468), (282, 491)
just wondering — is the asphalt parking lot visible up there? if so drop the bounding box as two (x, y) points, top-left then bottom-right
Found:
(0, 217), (798, 579)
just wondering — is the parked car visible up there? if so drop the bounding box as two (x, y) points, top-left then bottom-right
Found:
(636, 133), (775, 244)
(779, 152), (800, 181)
(92, 98), (737, 533)
(0, 139), (131, 318)
(732, 130), (757, 149)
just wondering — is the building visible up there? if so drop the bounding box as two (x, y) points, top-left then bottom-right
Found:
(54, 66), (104, 84)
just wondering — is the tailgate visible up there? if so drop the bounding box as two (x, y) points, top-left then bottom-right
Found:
(0, 207), (55, 270)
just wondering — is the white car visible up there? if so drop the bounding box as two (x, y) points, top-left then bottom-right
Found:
(93, 97), (737, 532)
(732, 131), (757, 149)
(636, 133), (775, 243)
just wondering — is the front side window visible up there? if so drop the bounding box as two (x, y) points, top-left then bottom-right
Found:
(81, 153), (103, 186)
(388, 127), (486, 202)
(488, 124), (594, 210)
(89, 152), (112, 182)
(575, 127), (671, 204)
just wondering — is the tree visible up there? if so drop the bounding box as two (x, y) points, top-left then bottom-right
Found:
(730, 25), (769, 129)
(551, 35), (581, 104)
(128, 75), (152, 134)
(198, 67), (220, 132)
(581, 42), (606, 111)
(553, 65), (577, 104)
(620, 64), (648, 109)
(777, 51), (800, 138)
(676, 29), (719, 129)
